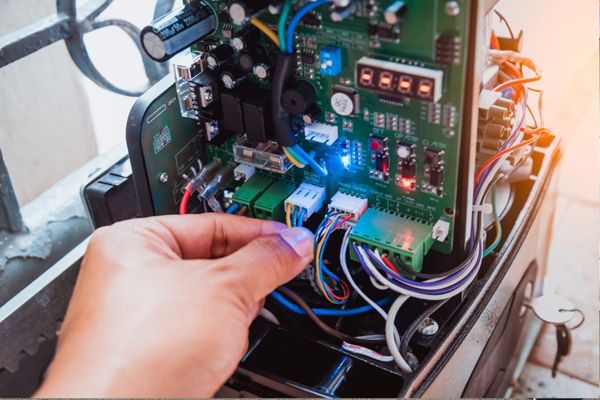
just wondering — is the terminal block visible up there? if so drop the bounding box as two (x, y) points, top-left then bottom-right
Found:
(349, 208), (433, 272)
(231, 175), (273, 217)
(254, 181), (297, 221)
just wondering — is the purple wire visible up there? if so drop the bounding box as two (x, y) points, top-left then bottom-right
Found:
(352, 242), (484, 296)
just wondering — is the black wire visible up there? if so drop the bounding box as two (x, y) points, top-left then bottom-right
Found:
(494, 10), (515, 39)
(278, 287), (386, 346)
(400, 299), (449, 357)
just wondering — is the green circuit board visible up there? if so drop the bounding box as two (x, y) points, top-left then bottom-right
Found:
(138, 0), (473, 258)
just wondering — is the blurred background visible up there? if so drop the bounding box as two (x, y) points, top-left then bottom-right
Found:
(0, 0), (597, 396)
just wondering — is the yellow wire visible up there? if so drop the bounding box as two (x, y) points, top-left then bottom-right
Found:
(285, 203), (293, 228)
(250, 17), (280, 47)
(283, 147), (306, 168)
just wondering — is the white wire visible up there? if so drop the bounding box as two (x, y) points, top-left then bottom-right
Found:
(342, 342), (394, 363)
(385, 295), (412, 373)
(339, 229), (400, 344)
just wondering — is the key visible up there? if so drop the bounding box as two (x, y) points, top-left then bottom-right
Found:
(528, 294), (583, 377)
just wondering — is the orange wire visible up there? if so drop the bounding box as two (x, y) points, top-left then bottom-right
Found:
(494, 72), (542, 92)
(490, 31), (501, 50)
(475, 129), (547, 184)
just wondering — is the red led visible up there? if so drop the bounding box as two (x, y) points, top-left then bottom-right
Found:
(418, 80), (433, 96)
(369, 140), (382, 151)
(398, 76), (412, 93)
(400, 177), (415, 190)
(360, 68), (374, 85)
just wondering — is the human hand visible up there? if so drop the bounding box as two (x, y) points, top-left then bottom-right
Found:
(35, 214), (314, 397)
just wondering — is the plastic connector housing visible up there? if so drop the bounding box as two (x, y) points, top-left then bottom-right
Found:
(231, 175), (273, 217)
(233, 164), (255, 181)
(254, 181), (297, 221)
(349, 208), (433, 272)
(304, 123), (339, 145)
(284, 183), (326, 220)
(328, 192), (368, 223)
(432, 219), (450, 242)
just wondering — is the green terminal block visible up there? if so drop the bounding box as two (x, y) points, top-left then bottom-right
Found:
(254, 181), (297, 221)
(349, 208), (434, 272)
(232, 175), (274, 217)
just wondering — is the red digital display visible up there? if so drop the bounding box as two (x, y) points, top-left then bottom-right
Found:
(356, 63), (436, 102)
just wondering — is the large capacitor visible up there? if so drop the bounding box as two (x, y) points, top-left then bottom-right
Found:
(141, 3), (217, 62)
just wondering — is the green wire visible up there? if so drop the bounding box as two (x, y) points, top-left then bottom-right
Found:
(278, 0), (293, 53)
(483, 186), (502, 257)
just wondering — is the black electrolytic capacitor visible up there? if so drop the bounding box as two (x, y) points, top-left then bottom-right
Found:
(206, 44), (234, 69)
(228, 0), (271, 25)
(141, 4), (217, 62)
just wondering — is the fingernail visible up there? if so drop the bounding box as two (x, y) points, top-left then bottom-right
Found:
(280, 227), (314, 258)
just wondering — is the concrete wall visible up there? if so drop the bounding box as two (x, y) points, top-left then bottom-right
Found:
(0, 0), (98, 204)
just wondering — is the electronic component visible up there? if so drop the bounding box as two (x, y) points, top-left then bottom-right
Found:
(435, 34), (461, 65)
(199, 163), (235, 199)
(252, 62), (270, 79)
(423, 147), (445, 196)
(220, 68), (247, 89)
(232, 138), (292, 174)
(376, 23), (400, 41)
(328, 192), (367, 223)
(190, 71), (217, 108)
(254, 181), (297, 221)
(304, 123), (339, 145)
(231, 26), (259, 51)
(331, 86), (359, 116)
(368, 134), (387, 154)
(319, 45), (343, 77)
(243, 89), (272, 143)
(141, 3), (217, 62)
(349, 208), (434, 271)
(301, 12), (322, 29)
(282, 80), (317, 115)
(232, 174), (273, 216)
(238, 51), (255, 72)
(206, 44), (234, 69)
(301, 50), (316, 65)
(384, 1), (407, 25)
(301, 105), (322, 124)
(371, 155), (390, 182)
(228, 0), (270, 25)
(221, 89), (246, 134)
(397, 161), (416, 191)
(396, 141), (415, 160)
(330, 2), (357, 22)
(284, 183), (326, 220)
(432, 219), (450, 242)
(356, 56), (444, 102)
(233, 164), (255, 181)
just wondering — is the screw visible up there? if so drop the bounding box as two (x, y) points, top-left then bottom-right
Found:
(445, 1), (460, 16)
(417, 317), (439, 336)
(159, 172), (169, 183)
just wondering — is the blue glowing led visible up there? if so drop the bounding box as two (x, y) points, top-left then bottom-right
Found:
(340, 154), (351, 169)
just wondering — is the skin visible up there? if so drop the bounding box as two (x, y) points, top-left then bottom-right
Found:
(35, 214), (314, 397)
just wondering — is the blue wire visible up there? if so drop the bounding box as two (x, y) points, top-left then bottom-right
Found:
(292, 144), (328, 176)
(226, 203), (239, 214)
(292, 207), (298, 227)
(298, 208), (307, 227)
(285, 0), (331, 53)
(271, 291), (393, 316)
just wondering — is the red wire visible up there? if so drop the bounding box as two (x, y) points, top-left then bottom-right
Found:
(179, 183), (193, 215)
(381, 254), (400, 274)
(475, 131), (544, 184)
(333, 214), (354, 230)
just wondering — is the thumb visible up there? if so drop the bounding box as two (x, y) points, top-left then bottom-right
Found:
(222, 227), (314, 303)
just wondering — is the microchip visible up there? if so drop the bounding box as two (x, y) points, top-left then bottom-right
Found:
(302, 12), (322, 28)
(301, 51), (315, 65)
(424, 148), (444, 167)
(377, 24), (400, 41)
(429, 167), (444, 188)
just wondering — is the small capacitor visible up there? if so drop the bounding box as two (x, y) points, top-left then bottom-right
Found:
(206, 44), (234, 69)
(268, 0), (282, 15)
(141, 3), (217, 62)
(253, 62), (271, 79)
(231, 27), (259, 51)
(302, 105), (323, 124)
(330, 2), (357, 22)
(228, 0), (270, 25)
(238, 52), (255, 72)
(220, 68), (247, 89)
(384, 1), (407, 25)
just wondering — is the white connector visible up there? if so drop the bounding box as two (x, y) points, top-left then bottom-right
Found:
(284, 183), (326, 220)
(304, 123), (339, 145)
(328, 192), (368, 223)
(432, 219), (450, 242)
(233, 164), (255, 181)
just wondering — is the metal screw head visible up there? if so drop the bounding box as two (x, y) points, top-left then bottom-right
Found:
(445, 1), (460, 16)
(159, 172), (169, 183)
(417, 317), (439, 336)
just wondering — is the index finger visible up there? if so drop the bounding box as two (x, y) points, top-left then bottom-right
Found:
(120, 214), (286, 260)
